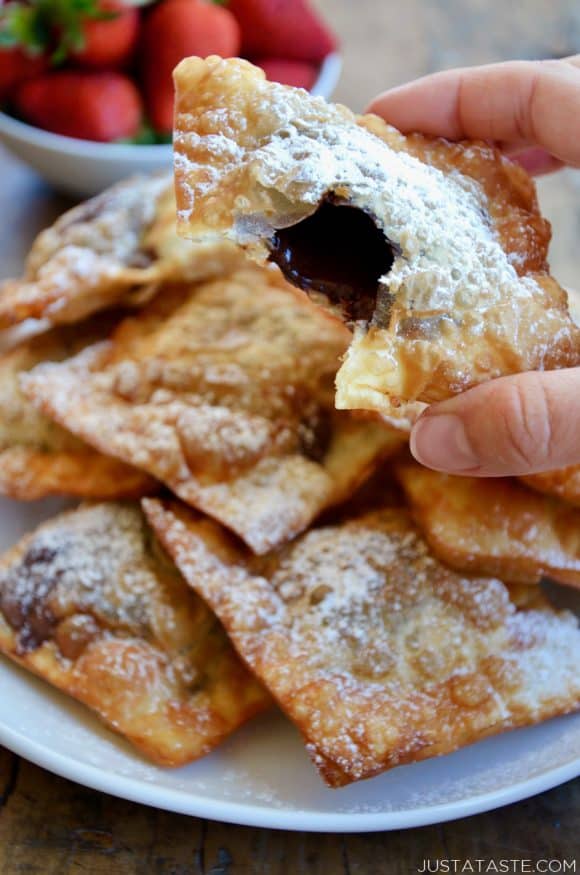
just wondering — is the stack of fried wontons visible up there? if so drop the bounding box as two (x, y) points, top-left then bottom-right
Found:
(0, 173), (578, 787)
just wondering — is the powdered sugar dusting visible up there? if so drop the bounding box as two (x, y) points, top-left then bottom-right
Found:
(174, 59), (580, 410)
(154, 499), (580, 786)
(0, 502), (269, 764)
(27, 173), (171, 279)
(0, 504), (164, 653)
(254, 513), (517, 687)
(22, 269), (396, 553)
(175, 60), (537, 316)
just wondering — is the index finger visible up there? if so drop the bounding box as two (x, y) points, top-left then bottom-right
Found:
(368, 57), (580, 167)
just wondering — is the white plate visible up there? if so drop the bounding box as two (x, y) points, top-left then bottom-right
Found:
(0, 495), (579, 832)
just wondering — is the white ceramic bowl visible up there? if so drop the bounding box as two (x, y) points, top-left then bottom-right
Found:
(0, 53), (342, 199)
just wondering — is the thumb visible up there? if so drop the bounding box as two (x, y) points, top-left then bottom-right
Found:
(410, 369), (580, 477)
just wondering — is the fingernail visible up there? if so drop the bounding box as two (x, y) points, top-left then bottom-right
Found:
(410, 414), (479, 472)
(511, 147), (561, 176)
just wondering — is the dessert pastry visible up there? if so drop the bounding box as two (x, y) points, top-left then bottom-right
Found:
(396, 461), (580, 588)
(522, 466), (580, 508)
(145, 497), (580, 787)
(22, 267), (402, 553)
(173, 56), (580, 412)
(0, 502), (269, 766)
(0, 173), (241, 329)
(0, 316), (155, 500)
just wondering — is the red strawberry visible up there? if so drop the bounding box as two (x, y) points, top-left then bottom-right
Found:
(72, 0), (140, 69)
(16, 71), (142, 142)
(0, 48), (48, 101)
(228, 0), (337, 64)
(256, 58), (318, 90)
(141, 0), (241, 135)
(145, 88), (175, 140)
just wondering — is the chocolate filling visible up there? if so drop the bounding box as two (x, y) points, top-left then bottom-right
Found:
(127, 246), (156, 269)
(269, 197), (399, 321)
(298, 407), (333, 463)
(0, 544), (61, 654)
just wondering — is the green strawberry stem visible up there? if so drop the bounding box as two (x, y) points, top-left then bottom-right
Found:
(117, 119), (172, 145)
(0, 0), (119, 63)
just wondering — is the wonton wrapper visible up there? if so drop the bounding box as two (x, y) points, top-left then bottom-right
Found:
(0, 173), (241, 328)
(0, 502), (269, 765)
(22, 268), (403, 553)
(0, 317), (155, 500)
(396, 462), (580, 589)
(144, 497), (580, 787)
(522, 466), (580, 509)
(173, 56), (580, 412)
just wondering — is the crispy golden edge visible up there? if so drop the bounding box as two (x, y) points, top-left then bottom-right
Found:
(0, 174), (244, 329)
(21, 271), (403, 552)
(522, 466), (580, 508)
(0, 318), (156, 500)
(396, 461), (580, 589)
(0, 448), (156, 501)
(0, 176), (169, 329)
(174, 56), (550, 277)
(0, 502), (270, 766)
(173, 57), (580, 410)
(144, 497), (580, 787)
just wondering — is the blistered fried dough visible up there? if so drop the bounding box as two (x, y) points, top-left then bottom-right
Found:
(0, 174), (240, 329)
(0, 503), (269, 765)
(522, 466), (580, 508)
(396, 462), (580, 589)
(173, 56), (580, 413)
(0, 319), (155, 500)
(22, 268), (403, 552)
(144, 497), (580, 787)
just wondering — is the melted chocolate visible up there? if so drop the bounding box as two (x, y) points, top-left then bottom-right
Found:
(0, 544), (61, 654)
(127, 247), (156, 269)
(298, 407), (333, 462)
(269, 197), (399, 321)
(58, 192), (111, 231)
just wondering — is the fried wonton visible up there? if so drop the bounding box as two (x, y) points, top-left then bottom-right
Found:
(144, 497), (580, 787)
(0, 318), (155, 500)
(173, 56), (580, 413)
(0, 502), (269, 765)
(396, 461), (580, 589)
(22, 267), (403, 553)
(522, 466), (580, 508)
(0, 173), (240, 329)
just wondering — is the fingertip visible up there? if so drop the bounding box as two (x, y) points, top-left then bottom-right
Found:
(509, 147), (564, 176)
(368, 59), (580, 166)
(366, 72), (464, 137)
(410, 412), (480, 473)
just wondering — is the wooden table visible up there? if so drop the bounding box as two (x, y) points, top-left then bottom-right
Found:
(0, 1), (579, 870)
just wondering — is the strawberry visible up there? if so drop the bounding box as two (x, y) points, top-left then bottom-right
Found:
(0, 47), (48, 101)
(0, 0), (140, 69)
(71, 0), (140, 69)
(144, 87), (174, 140)
(228, 0), (337, 64)
(141, 0), (241, 135)
(16, 70), (142, 142)
(256, 58), (318, 90)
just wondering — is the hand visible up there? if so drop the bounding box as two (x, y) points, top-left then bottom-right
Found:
(368, 57), (580, 477)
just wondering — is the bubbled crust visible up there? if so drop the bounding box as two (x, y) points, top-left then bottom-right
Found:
(173, 56), (580, 411)
(0, 503), (269, 766)
(0, 173), (242, 329)
(396, 461), (580, 589)
(522, 466), (580, 508)
(0, 317), (155, 500)
(21, 268), (402, 554)
(144, 498), (580, 787)
(0, 175), (171, 328)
